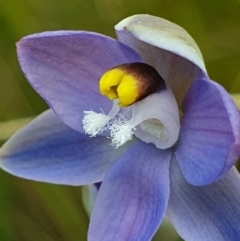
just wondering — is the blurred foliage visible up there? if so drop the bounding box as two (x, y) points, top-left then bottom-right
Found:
(0, 171), (88, 241)
(0, 0), (240, 240)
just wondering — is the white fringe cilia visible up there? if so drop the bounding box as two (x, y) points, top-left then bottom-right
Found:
(82, 110), (110, 137)
(82, 87), (180, 149)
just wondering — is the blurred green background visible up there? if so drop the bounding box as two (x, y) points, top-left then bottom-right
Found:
(0, 0), (240, 240)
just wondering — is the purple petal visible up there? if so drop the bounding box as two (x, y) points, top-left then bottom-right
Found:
(0, 110), (131, 185)
(167, 156), (240, 241)
(176, 78), (240, 185)
(88, 141), (171, 241)
(17, 31), (143, 132)
(115, 15), (207, 106)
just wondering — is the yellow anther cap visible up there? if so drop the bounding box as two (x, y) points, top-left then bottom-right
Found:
(99, 63), (166, 107)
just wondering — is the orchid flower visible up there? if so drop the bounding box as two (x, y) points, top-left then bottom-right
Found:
(1, 14), (240, 241)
